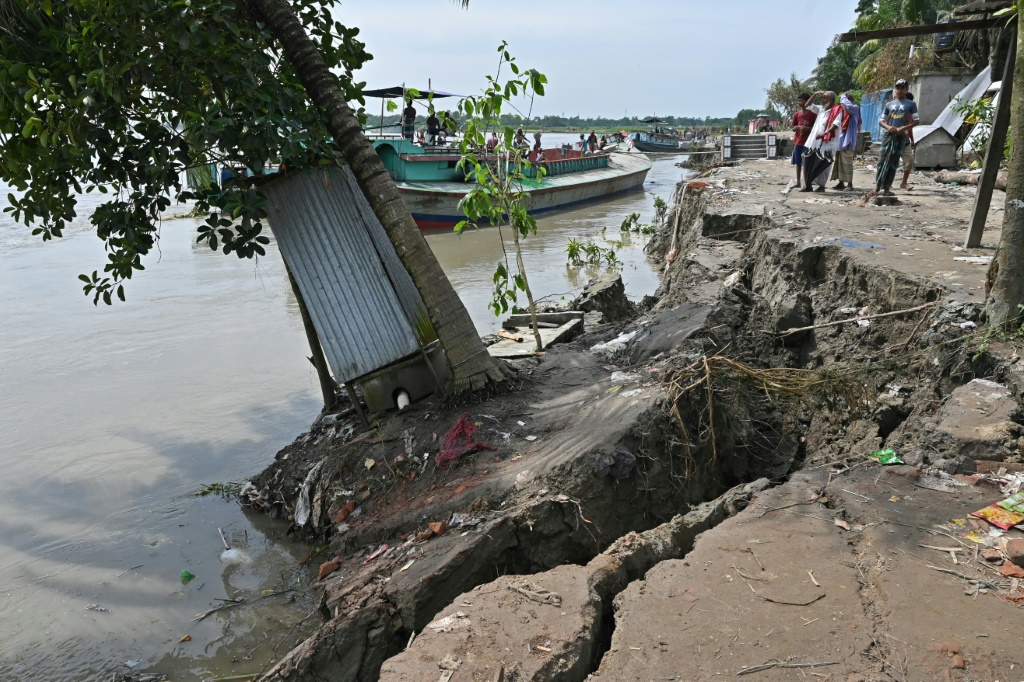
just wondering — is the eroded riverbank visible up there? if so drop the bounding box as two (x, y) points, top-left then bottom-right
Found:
(0, 149), (685, 682)
(247, 156), (1024, 682)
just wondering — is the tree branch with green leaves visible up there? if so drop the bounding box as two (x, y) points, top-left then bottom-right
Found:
(454, 42), (548, 351)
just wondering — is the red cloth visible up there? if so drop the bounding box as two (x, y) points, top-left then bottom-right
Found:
(435, 413), (496, 470)
(791, 108), (817, 147)
(821, 104), (851, 144)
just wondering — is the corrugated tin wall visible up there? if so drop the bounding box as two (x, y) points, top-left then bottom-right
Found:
(861, 89), (892, 144)
(334, 168), (436, 344)
(263, 167), (423, 383)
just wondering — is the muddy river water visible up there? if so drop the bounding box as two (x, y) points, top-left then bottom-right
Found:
(0, 138), (690, 681)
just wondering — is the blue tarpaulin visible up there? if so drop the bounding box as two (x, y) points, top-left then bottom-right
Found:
(860, 88), (893, 143)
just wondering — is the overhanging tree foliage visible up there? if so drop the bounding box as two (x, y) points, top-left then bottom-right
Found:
(0, 0), (510, 393)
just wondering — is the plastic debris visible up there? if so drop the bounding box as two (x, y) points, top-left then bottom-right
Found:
(86, 604), (111, 613)
(590, 330), (637, 354)
(428, 521), (447, 536)
(178, 634), (191, 643)
(525, 435), (538, 442)
(427, 611), (470, 633)
(179, 570), (196, 585)
(363, 544), (388, 564)
(970, 504), (1024, 531)
(867, 448), (904, 465)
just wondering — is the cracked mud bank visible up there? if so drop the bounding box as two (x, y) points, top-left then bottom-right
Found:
(242, 157), (1024, 681)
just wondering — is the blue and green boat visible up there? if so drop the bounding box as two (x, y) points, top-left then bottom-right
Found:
(369, 137), (652, 229)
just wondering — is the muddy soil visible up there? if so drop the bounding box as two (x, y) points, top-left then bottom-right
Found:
(240, 155), (1024, 681)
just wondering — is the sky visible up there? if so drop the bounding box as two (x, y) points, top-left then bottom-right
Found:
(332, 0), (861, 119)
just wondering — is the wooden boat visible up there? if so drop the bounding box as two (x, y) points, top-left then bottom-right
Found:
(629, 117), (684, 153)
(369, 137), (652, 229)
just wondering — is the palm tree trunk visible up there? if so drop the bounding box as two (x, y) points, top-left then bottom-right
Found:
(985, 20), (1024, 328)
(252, 0), (508, 392)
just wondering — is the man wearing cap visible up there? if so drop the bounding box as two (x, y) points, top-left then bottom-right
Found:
(874, 79), (919, 196)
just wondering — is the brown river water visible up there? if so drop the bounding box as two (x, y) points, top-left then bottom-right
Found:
(0, 138), (690, 681)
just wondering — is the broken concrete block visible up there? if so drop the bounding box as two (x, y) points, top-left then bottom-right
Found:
(1006, 538), (1024, 568)
(774, 293), (812, 343)
(934, 379), (1020, 460)
(701, 205), (767, 243)
(574, 273), (633, 323)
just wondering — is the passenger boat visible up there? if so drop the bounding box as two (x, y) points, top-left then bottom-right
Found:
(361, 85), (652, 229)
(370, 137), (652, 229)
(629, 117), (684, 153)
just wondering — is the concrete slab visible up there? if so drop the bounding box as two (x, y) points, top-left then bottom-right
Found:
(488, 318), (583, 358)
(594, 465), (1024, 681)
(935, 378), (1020, 460)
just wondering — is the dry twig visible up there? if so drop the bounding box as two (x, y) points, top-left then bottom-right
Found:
(738, 659), (839, 675)
(778, 302), (941, 337)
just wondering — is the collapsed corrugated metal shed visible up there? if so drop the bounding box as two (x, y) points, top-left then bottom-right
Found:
(262, 166), (428, 384)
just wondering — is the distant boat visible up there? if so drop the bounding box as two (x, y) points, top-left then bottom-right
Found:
(630, 117), (684, 153)
(370, 138), (652, 229)
(360, 85), (652, 228)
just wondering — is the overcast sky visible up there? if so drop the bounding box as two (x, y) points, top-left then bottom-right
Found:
(333, 0), (860, 119)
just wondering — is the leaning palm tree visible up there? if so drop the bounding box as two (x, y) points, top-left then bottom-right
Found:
(0, 0), (510, 395)
(251, 0), (510, 394)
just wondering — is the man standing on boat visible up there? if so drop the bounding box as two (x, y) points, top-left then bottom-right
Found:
(402, 98), (416, 141)
(587, 130), (598, 153)
(425, 109), (440, 146)
(873, 79), (919, 197)
(790, 93), (817, 188)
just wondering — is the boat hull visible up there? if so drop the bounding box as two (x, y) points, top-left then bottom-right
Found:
(396, 152), (653, 229)
(632, 139), (682, 153)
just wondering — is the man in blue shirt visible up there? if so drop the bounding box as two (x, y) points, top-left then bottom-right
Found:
(873, 79), (919, 196)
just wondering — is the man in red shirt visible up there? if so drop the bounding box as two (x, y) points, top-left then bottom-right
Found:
(790, 93), (817, 186)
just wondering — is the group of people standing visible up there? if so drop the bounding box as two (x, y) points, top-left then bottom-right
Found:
(577, 131), (607, 154)
(401, 99), (456, 146)
(790, 79), (919, 196)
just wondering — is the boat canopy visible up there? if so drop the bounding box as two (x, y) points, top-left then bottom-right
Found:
(640, 117), (666, 123)
(363, 86), (462, 99)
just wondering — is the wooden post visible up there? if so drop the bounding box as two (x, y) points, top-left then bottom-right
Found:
(966, 27), (1017, 248)
(285, 264), (339, 411)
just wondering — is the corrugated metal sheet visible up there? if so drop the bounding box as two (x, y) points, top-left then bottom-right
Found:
(861, 89), (892, 144)
(333, 168), (436, 343)
(263, 167), (422, 383)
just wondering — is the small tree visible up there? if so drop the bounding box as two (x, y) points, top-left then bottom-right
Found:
(812, 37), (860, 93)
(454, 43), (548, 351)
(765, 73), (811, 119)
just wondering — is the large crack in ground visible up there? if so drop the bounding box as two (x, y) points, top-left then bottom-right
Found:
(248, 172), (1010, 681)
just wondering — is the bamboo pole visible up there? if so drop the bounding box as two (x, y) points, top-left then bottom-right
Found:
(966, 26), (1017, 248)
(285, 264), (338, 410)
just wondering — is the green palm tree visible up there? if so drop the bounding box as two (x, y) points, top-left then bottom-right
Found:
(851, 0), (958, 85)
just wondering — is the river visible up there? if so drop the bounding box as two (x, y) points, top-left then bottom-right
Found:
(0, 139), (690, 681)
